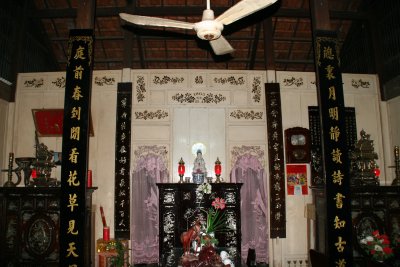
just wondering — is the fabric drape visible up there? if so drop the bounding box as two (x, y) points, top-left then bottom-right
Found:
(231, 154), (269, 263)
(131, 154), (168, 264)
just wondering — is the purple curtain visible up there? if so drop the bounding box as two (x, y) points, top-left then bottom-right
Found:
(231, 154), (269, 263)
(131, 154), (168, 264)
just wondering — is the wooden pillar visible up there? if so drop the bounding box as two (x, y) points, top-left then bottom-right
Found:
(60, 1), (96, 266)
(310, 0), (354, 266)
(76, 0), (96, 29)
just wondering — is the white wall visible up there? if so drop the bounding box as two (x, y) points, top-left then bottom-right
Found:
(6, 69), (387, 266)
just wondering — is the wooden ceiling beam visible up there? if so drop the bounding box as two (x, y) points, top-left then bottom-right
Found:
(31, 7), (368, 21)
(56, 57), (313, 64)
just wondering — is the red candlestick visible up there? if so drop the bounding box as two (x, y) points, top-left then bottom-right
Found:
(87, 170), (92, 187)
(214, 158), (222, 176)
(103, 226), (110, 241)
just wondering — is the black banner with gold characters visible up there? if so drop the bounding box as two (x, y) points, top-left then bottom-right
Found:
(314, 30), (353, 267)
(114, 82), (132, 239)
(265, 83), (286, 238)
(60, 29), (94, 267)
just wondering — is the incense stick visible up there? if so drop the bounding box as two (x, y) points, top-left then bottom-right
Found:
(100, 206), (107, 227)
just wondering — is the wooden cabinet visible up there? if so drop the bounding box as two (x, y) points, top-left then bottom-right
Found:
(0, 187), (96, 266)
(157, 183), (242, 266)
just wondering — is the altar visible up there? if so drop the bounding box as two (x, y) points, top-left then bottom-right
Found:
(157, 183), (242, 266)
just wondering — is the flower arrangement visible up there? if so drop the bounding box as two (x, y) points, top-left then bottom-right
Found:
(360, 230), (394, 262)
(195, 183), (230, 246)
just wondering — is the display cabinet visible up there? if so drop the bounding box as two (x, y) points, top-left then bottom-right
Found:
(0, 187), (96, 266)
(157, 183), (242, 266)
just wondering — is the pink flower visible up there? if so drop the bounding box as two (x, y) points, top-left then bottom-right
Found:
(212, 197), (226, 210)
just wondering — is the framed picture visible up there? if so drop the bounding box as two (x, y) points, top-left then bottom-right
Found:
(286, 164), (309, 195)
(32, 109), (94, 137)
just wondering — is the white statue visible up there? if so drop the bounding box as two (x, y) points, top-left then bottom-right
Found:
(193, 149), (207, 174)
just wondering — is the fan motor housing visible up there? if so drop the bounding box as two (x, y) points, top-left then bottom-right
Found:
(194, 20), (223, 41)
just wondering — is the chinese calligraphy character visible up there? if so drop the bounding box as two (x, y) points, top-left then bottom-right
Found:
(67, 219), (79, 235)
(74, 45), (86, 60)
(68, 170), (80, 186)
(334, 193), (345, 209)
(336, 258), (346, 267)
(335, 236), (346, 252)
(323, 46), (334, 60)
(331, 148), (342, 164)
(119, 145), (127, 154)
(71, 107), (81, 120)
(330, 126), (340, 142)
(73, 66), (84, 80)
(332, 170), (344, 185)
(325, 65), (336, 80)
(119, 156), (127, 164)
(120, 121), (126, 131)
(67, 242), (79, 257)
(68, 193), (79, 212)
(334, 215), (346, 229)
(329, 107), (339, 121)
(69, 148), (79, 164)
(329, 86), (336, 100)
(72, 86), (83, 100)
(70, 127), (80, 141)
(121, 97), (127, 108)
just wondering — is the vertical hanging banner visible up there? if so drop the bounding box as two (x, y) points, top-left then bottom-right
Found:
(314, 30), (353, 266)
(265, 83), (286, 238)
(114, 82), (132, 239)
(60, 29), (94, 267)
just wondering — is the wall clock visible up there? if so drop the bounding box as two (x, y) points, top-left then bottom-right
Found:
(284, 127), (311, 163)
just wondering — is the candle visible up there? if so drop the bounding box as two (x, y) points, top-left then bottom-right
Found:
(87, 170), (92, 187)
(103, 226), (110, 241)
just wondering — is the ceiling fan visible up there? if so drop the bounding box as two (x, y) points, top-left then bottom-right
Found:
(119, 0), (278, 56)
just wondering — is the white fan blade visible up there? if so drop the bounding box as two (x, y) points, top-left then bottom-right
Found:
(209, 36), (235, 55)
(216, 0), (278, 25)
(119, 13), (195, 30)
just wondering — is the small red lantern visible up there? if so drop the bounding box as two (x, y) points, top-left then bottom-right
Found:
(31, 169), (37, 179)
(374, 168), (381, 177)
(214, 157), (222, 183)
(178, 158), (185, 183)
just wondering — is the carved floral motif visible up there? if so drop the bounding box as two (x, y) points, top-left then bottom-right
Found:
(134, 110), (169, 120)
(283, 77), (303, 87)
(230, 110), (263, 120)
(252, 77), (262, 103)
(94, 76), (115, 86)
(194, 75), (204, 84)
(52, 77), (65, 88)
(351, 79), (371, 89)
(153, 75), (184, 85)
(172, 92), (226, 104)
(214, 76), (245, 85)
(136, 75), (146, 102)
(231, 146), (265, 169)
(24, 78), (44, 88)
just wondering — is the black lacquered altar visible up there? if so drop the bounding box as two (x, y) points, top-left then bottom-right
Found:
(157, 183), (242, 266)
